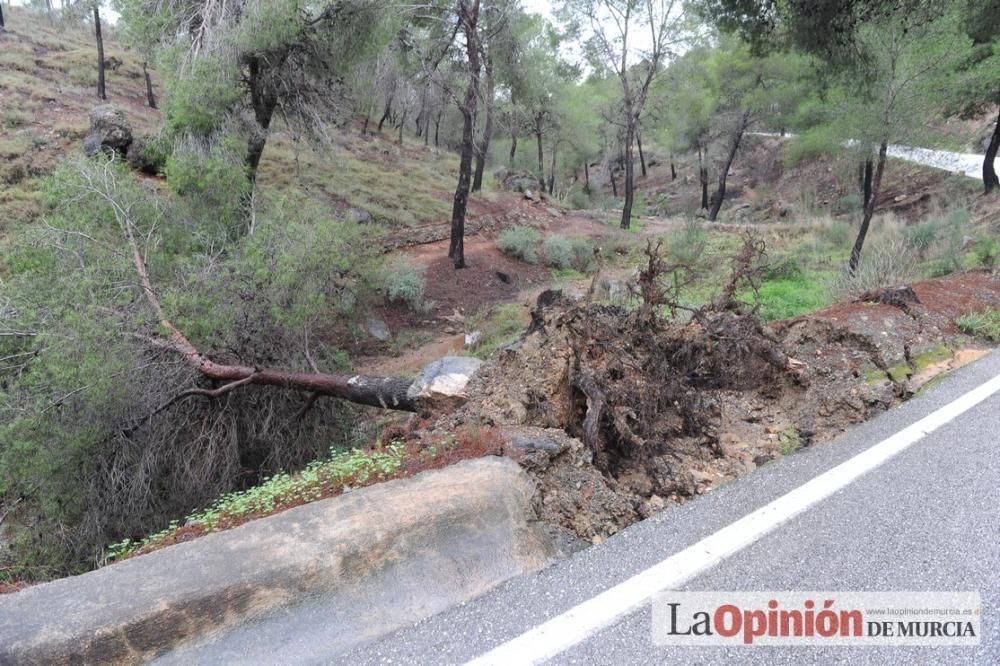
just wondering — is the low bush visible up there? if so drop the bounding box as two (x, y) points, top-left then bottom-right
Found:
(543, 235), (573, 269)
(834, 235), (917, 298)
(384, 256), (429, 312)
(498, 225), (540, 263)
(762, 255), (804, 281)
(569, 236), (596, 272)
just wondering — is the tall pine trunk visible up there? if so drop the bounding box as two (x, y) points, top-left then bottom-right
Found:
(984, 99), (1000, 194)
(472, 55), (494, 193)
(142, 62), (157, 109)
(535, 115), (545, 192)
(448, 0), (480, 270)
(94, 5), (106, 100)
(849, 140), (889, 275)
(708, 112), (750, 223)
(509, 133), (517, 166)
(698, 146), (709, 211)
(636, 128), (647, 177)
(620, 117), (636, 229)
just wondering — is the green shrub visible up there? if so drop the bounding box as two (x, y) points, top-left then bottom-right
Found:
(1, 110), (32, 128)
(762, 255), (804, 281)
(784, 125), (838, 166)
(970, 237), (998, 268)
(569, 237), (595, 271)
(956, 308), (1000, 342)
(904, 221), (938, 259)
(543, 235), (573, 269)
(384, 256), (429, 312)
(498, 225), (540, 263)
(568, 188), (592, 210)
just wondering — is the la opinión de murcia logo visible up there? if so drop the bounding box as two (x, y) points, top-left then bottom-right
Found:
(652, 591), (980, 646)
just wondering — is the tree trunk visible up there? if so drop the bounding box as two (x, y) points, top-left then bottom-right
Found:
(377, 100), (392, 133)
(94, 5), (106, 100)
(1, 4), (5, 29)
(862, 158), (874, 208)
(362, 115), (370, 136)
(434, 111), (442, 148)
(448, 0), (480, 270)
(472, 54), (494, 194)
(636, 128), (647, 178)
(708, 113), (749, 223)
(698, 146), (709, 210)
(620, 117), (636, 229)
(509, 133), (517, 166)
(670, 159), (677, 181)
(246, 57), (278, 185)
(548, 140), (558, 194)
(984, 100), (1000, 194)
(142, 61), (157, 109)
(849, 140), (889, 275)
(584, 161), (591, 194)
(535, 117), (545, 192)
(610, 155), (618, 198)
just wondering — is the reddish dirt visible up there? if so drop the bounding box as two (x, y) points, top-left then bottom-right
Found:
(816, 271), (1000, 334)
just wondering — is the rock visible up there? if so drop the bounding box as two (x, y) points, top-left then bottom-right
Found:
(639, 495), (667, 518)
(502, 426), (573, 457)
(406, 355), (483, 408)
(524, 189), (536, 201)
(365, 317), (391, 342)
(0, 458), (554, 664)
(348, 208), (371, 224)
(894, 194), (907, 203)
(83, 105), (132, 157)
(464, 330), (483, 349)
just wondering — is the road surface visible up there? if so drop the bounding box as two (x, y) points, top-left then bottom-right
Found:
(346, 349), (1000, 665)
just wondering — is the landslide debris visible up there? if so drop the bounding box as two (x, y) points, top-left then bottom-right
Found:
(437, 240), (993, 546)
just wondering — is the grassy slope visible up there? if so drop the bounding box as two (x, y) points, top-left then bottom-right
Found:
(0, 7), (163, 236)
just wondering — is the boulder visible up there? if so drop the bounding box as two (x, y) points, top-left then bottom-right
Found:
(365, 317), (391, 342)
(83, 105), (133, 157)
(0, 458), (555, 664)
(407, 355), (483, 409)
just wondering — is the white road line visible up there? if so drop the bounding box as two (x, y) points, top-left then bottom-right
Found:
(466, 370), (1000, 666)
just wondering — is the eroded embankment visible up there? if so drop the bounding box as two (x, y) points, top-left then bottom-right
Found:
(437, 266), (999, 547)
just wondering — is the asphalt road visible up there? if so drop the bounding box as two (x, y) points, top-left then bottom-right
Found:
(346, 349), (1000, 666)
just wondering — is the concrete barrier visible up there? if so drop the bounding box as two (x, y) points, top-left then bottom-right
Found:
(0, 457), (555, 664)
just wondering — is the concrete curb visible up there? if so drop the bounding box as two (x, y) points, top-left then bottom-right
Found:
(0, 457), (555, 664)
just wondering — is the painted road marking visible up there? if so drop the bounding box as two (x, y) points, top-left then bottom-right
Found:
(466, 370), (1000, 666)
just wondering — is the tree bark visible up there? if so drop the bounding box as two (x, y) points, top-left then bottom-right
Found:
(636, 128), (647, 177)
(246, 56), (278, 185)
(535, 114), (545, 192)
(377, 100), (392, 133)
(860, 158), (874, 208)
(94, 5), (106, 101)
(548, 140), (558, 194)
(620, 117), (636, 229)
(849, 140), (889, 275)
(984, 100), (1000, 194)
(472, 53), (494, 194)
(142, 62), (157, 109)
(708, 112), (750, 223)
(448, 0), (480, 270)
(698, 146), (709, 211)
